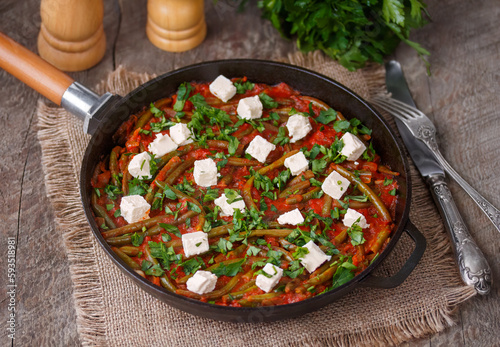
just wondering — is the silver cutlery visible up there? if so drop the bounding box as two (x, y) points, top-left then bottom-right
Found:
(372, 61), (492, 295)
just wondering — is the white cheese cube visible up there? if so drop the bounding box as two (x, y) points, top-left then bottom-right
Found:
(148, 133), (178, 157)
(245, 135), (276, 163)
(237, 95), (263, 120)
(299, 240), (331, 273)
(214, 193), (246, 217)
(343, 208), (370, 229)
(193, 158), (218, 187)
(255, 263), (283, 293)
(340, 132), (366, 161)
(169, 123), (194, 146)
(277, 208), (304, 226)
(120, 195), (150, 224)
(209, 75), (237, 103)
(182, 231), (209, 258)
(186, 270), (218, 295)
(322, 170), (350, 200)
(286, 114), (312, 143)
(284, 151), (309, 176)
(128, 152), (152, 179)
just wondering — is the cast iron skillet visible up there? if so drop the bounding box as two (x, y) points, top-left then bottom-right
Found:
(0, 33), (426, 323)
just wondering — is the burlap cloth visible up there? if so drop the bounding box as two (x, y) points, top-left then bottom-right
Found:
(37, 52), (476, 347)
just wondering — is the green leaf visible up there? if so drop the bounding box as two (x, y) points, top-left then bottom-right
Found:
(159, 223), (181, 238)
(382, 0), (405, 25)
(145, 263), (165, 277)
(234, 80), (255, 94)
(347, 223), (366, 246)
(224, 189), (242, 204)
(211, 258), (245, 277)
(316, 108), (337, 124)
(258, 92), (279, 109)
(272, 126), (290, 146)
(246, 245), (262, 256)
(131, 232), (145, 247)
(292, 246), (309, 260)
(173, 82), (193, 112)
(203, 188), (219, 202)
(187, 201), (202, 213)
(181, 257), (204, 275)
(106, 204), (114, 211)
(227, 136), (240, 156)
(333, 120), (350, 133)
(113, 209), (121, 218)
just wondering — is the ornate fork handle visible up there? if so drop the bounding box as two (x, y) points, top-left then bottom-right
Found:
(417, 125), (500, 234)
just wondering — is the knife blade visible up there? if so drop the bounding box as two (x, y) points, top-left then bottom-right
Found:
(384, 60), (492, 295)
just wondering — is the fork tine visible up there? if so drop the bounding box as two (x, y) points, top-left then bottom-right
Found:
(371, 97), (411, 121)
(380, 96), (425, 119)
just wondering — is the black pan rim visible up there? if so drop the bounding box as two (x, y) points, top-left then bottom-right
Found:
(80, 59), (412, 320)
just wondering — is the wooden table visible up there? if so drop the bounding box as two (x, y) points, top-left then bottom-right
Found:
(1, 1), (499, 345)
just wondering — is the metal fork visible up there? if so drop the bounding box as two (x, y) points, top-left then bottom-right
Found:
(372, 95), (500, 233)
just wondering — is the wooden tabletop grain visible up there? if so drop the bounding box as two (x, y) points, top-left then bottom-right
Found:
(1, 0), (499, 346)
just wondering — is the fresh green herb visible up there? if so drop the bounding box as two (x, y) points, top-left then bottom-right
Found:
(104, 184), (122, 200)
(187, 202), (202, 213)
(211, 258), (245, 277)
(128, 178), (149, 196)
(139, 128), (151, 136)
(203, 188), (219, 202)
(224, 189), (242, 204)
(246, 245), (262, 256)
(315, 108), (337, 124)
(384, 178), (394, 186)
(258, 92), (279, 109)
(272, 126), (290, 146)
(143, 262), (165, 277)
(362, 142), (376, 161)
(181, 257), (205, 275)
(227, 136), (240, 156)
(333, 120), (350, 133)
(173, 82), (193, 112)
(131, 232), (145, 247)
(113, 209), (121, 218)
(161, 233), (172, 243)
(389, 188), (397, 196)
(292, 246), (310, 260)
(347, 222), (366, 246)
(257, 0), (429, 71)
(148, 241), (181, 268)
(234, 80), (255, 94)
(159, 223), (182, 238)
(106, 204), (114, 211)
(216, 238), (233, 254)
(311, 158), (328, 174)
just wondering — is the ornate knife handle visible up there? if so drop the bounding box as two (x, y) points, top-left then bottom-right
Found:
(418, 125), (500, 233)
(427, 174), (492, 295)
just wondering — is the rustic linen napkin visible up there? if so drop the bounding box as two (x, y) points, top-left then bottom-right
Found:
(37, 52), (476, 347)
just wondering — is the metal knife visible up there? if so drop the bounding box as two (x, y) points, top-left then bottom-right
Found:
(384, 60), (491, 295)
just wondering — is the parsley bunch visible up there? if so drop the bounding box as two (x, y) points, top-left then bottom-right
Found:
(255, 0), (429, 71)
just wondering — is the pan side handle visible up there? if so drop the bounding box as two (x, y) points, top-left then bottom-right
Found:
(0, 32), (74, 105)
(360, 220), (426, 289)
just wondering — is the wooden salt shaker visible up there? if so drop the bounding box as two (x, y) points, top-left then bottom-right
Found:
(37, 0), (106, 71)
(146, 0), (207, 52)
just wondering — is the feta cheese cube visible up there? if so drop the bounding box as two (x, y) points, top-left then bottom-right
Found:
(322, 170), (350, 200)
(284, 151), (309, 176)
(277, 208), (304, 226)
(237, 95), (263, 120)
(209, 75), (237, 103)
(186, 270), (218, 295)
(120, 195), (150, 224)
(255, 263), (283, 293)
(343, 208), (370, 229)
(128, 152), (152, 179)
(299, 240), (331, 273)
(193, 158), (218, 187)
(214, 193), (246, 217)
(182, 231), (209, 258)
(340, 132), (366, 161)
(169, 123), (194, 146)
(286, 114), (312, 143)
(245, 135), (276, 163)
(148, 133), (178, 157)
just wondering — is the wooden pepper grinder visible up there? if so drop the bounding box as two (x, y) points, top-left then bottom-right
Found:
(37, 0), (106, 72)
(146, 0), (207, 52)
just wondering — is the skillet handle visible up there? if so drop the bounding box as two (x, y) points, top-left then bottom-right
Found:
(0, 32), (74, 105)
(361, 221), (426, 289)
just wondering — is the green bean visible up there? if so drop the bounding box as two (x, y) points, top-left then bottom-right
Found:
(164, 158), (196, 185)
(222, 284), (257, 301)
(226, 157), (261, 167)
(176, 273), (243, 300)
(334, 165), (391, 222)
(278, 180), (310, 199)
(286, 170), (314, 187)
(109, 146), (121, 186)
(146, 156), (182, 204)
(370, 225), (392, 253)
(259, 149), (299, 175)
(156, 143), (200, 169)
(106, 224), (163, 247)
(238, 292), (281, 307)
(207, 223), (234, 238)
(247, 229), (294, 238)
(102, 210), (197, 239)
(134, 97), (172, 131)
(119, 246), (141, 256)
(285, 278), (301, 293)
(112, 247), (140, 270)
(285, 187), (321, 205)
(143, 244), (177, 292)
(334, 228), (348, 245)
(92, 191), (117, 230)
(242, 176), (257, 210)
(321, 194), (333, 216)
(177, 257), (250, 284)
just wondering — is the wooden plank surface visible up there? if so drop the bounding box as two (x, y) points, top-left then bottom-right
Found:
(1, 0), (499, 346)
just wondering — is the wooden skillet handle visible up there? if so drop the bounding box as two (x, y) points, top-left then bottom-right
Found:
(0, 32), (74, 105)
